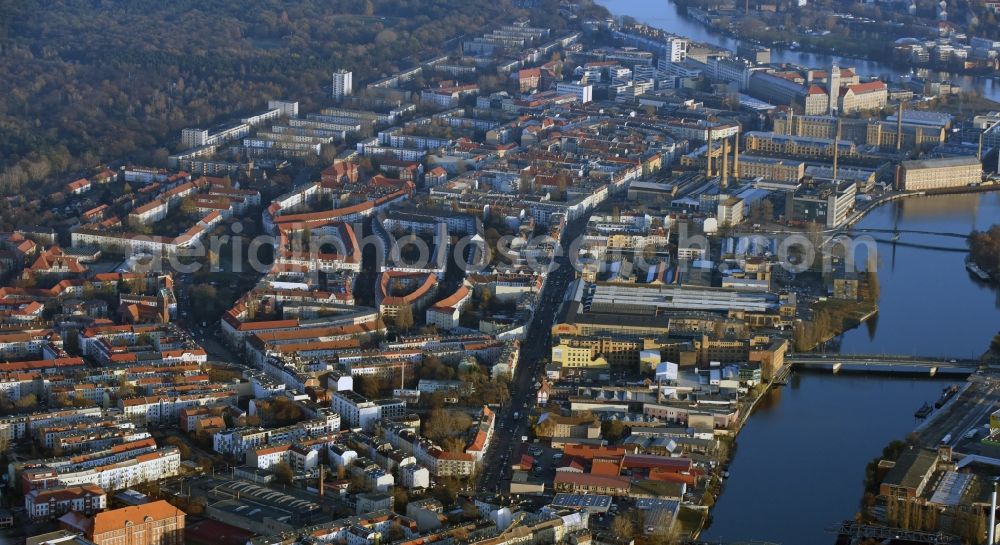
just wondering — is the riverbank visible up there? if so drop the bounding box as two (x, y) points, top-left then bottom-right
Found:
(600, 0), (1000, 102)
(700, 190), (1000, 541)
(700, 372), (956, 544)
(670, 0), (1000, 78)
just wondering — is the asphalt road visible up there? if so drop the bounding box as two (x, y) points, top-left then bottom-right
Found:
(918, 375), (1000, 448)
(477, 217), (589, 494)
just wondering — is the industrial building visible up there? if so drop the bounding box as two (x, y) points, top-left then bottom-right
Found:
(897, 156), (983, 191)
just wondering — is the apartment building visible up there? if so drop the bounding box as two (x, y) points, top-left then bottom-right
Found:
(376, 271), (439, 320)
(25, 485), (107, 521)
(331, 391), (404, 431)
(425, 284), (471, 330)
(23, 446), (181, 492)
(332, 70), (353, 101)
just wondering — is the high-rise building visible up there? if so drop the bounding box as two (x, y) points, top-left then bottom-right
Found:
(332, 70), (353, 101)
(828, 63), (841, 115)
(665, 37), (688, 63)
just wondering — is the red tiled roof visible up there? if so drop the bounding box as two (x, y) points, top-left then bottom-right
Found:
(842, 81), (886, 95)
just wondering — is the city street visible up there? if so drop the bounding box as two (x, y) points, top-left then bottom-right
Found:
(477, 216), (589, 494)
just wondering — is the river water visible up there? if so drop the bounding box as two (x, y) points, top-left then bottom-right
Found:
(596, 3), (1000, 542)
(599, 0), (1000, 101)
(839, 193), (1000, 357)
(696, 193), (1000, 544)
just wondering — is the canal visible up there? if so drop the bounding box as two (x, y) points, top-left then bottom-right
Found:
(596, 4), (1000, 540)
(598, 0), (1000, 101)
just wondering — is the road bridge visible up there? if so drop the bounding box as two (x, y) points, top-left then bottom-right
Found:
(784, 354), (979, 376)
(827, 521), (960, 544)
(867, 237), (969, 252)
(848, 227), (970, 239)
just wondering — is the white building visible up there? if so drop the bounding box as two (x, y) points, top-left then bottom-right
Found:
(331, 391), (380, 430)
(332, 70), (353, 101)
(400, 464), (430, 489)
(51, 447), (182, 492)
(246, 444), (291, 470)
(329, 444), (359, 468)
(268, 100), (299, 118)
(666, 37), (688, 63)
(555, 82), (593, 103)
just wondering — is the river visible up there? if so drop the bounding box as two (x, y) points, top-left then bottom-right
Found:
(598, 4), (1000, 541)
(701, 373), (953, 544)
(599, 0), (1000, 102)
(839, 192), (1000, 357)
(700, 192), (1000, 544)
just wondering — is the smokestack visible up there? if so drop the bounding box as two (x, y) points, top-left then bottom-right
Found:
(706, 127), (713, 178)
(734, 129), (741, 180)
(896, 102), (904, 152)
(721, 137), (730, 188)
(787, 108), (794, 135)
(319, 464), (325, 498)
(833, 118), (842, 181)
(979, 131), (984, 161)
(990, 483), (997, 545)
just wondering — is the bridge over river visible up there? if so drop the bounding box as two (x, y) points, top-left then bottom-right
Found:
(847, 227), (970, 239)
(781, 354), (980, 377)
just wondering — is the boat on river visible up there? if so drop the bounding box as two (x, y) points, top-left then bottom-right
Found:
(914, 402), (932, 418)
(966, 259), (992, 281)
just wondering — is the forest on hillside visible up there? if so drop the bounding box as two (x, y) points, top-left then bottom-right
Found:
(0, 0), (596, 197)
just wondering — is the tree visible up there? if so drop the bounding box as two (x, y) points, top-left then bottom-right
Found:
(179, 197), (199, 217)
(419, 355), (455, 381)
(164, 436), (192, 459)
(423, 409), (473, 443)
(14, 393), (38, 411)
(441, 437), (466, 453)
(432, 478), (461, 504)
(969, 225), (1000, 278)
(256, 397), (305, 426)
(611, 514), (635, 541)
(601, 420), (627, 443)
(860, 271), (880, 303)
(273, 461), (294, 485)
(386, 522), (405, 542)
(394, 305), (414, 331)
(392, 489), (409, 514)
(356, 376), (381, 399)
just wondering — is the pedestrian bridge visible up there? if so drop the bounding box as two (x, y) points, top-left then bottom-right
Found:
(785, 354), (980, 376)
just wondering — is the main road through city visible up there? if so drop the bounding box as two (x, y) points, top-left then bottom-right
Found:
(476, 216), (590, 494)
